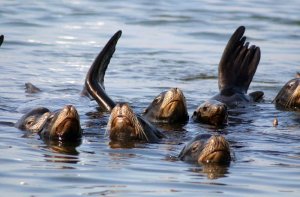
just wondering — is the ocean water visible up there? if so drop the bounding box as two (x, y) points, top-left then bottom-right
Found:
(0, 0), (300, 196)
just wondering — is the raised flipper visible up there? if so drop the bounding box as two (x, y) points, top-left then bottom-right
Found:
(218, 26), (261, 95)
(83, 31), (122, 112)
(0, 35), (4, 47)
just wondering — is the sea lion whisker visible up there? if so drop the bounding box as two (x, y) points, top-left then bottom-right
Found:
(132, 115), (148, 141)
(286, 94), (295, 108)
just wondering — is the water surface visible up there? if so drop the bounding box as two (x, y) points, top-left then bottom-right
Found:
(0, 0), (300, 196)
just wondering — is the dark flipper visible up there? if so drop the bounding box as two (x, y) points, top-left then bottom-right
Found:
(218, 26), (261, 94)
(84, 31), (122, 111)
(0, 35), (4, 47)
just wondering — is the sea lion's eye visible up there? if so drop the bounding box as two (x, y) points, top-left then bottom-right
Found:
(202, 107), (207, 111)
(192, 143), (199, 152)
(48, 114), (54, 120)
(26, 120), (33, 125)
(26, 117), (35, 126)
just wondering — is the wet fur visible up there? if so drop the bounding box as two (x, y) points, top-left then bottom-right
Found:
(83, 31), (122, 111)
(218, 26), (261, 95)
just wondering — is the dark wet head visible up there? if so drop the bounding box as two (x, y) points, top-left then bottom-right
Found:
(43, 105), (81, 141)
(143, 88), (188, 123)
(179, 134), (231, 164)
(107, 103), (145, 141)
(273, 78), (300, 110)
(16, 107), (51, 132)
(192, 100), (228, 126)
(25, 82), (41, 93)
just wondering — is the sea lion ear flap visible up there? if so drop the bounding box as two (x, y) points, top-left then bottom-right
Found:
(0, 35), (4, 47)
(84, 30), (122, 112)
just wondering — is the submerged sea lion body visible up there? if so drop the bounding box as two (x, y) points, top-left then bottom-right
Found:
(179, 134), (231, 164)
(143, 88), (189, 124)
(16, 105), (82, 141)
(273, 78), (300, 110)
(193, 26), (263, 126)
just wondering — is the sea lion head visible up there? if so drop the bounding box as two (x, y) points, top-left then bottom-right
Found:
(192, 100), (228, 126)
(179, 134), (231, 164)
(16, 107), (51, 132)
(42, 105), (81, 141)
(143, 88), (188, 123)
(273, 78), (300, 110)
(107, 103), (146, 141)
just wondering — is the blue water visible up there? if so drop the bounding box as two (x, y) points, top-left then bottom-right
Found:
(1, 0), (300, 196)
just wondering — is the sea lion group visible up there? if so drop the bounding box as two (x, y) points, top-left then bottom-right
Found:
(2, 25), (299, 166)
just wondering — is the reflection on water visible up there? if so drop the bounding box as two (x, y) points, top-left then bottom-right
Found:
(189, 163), (230, 180)
(109, 140), (146, 149)
(1, 0), (300, 196)
(40, 138), (81, 165)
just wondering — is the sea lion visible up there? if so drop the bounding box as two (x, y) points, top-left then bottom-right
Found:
(107, 103), (163, 142)
(83, 31), (164, 142)
(143, 88), (189, 124)
(25, 82), (41, 93)
(83, 31), (188, 125)
(193, 26), (263, 126)
(179, 134), (231, 164)
(16, 105), (82, 141)
(212, 26), (263, 105)
(192, 100), (228, 126)
(273, 78), (300, 110)
(0, 35), (4, 46)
